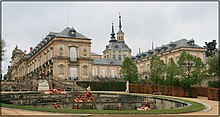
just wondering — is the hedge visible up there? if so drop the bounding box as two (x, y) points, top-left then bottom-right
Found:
(77, 81), (126, 91)
(208, 80), (220, 88)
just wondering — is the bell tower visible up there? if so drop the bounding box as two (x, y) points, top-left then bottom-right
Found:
(117, 13), (124, 43)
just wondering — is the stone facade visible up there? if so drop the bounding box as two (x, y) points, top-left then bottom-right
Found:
(9, 27), (93, 81)
(135, 39), (206, 79)
(92, 58), (122, 78)
(7, 26), (124, 82)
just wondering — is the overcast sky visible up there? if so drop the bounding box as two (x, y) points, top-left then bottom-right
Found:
(2, 2), (218, 75)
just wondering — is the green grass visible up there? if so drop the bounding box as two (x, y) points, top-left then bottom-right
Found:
(1, 96), (204, 114)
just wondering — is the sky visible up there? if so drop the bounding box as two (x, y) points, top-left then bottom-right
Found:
(1, 2), (218, 75)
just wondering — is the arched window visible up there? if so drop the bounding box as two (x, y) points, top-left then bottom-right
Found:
(70, 47), (77, 61)
(82, 65), (88, 75)
(58, 64), (65, 75)
(59, 47), (64, 56)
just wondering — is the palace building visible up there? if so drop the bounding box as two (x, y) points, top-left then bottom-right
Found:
(9, 27), (93, 81)
(135, 39), (206, 79)
(6, 14), (206, 83)
(7, 15), (128, 82)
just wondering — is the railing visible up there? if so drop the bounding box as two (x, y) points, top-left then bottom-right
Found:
(49, 75), (85, 91)
(1, 76), (34, 91)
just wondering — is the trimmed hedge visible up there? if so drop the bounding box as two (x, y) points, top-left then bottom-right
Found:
(208, 80), (220, 88)
(130, 84), (197, 98)
(77, 81), (126, 91)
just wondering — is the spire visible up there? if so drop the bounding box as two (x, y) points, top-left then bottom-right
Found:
(139, 47), (141, 55)
(119, 12), (122, 30)
(152, 39), (154, 49)
(111, 23), (115, 38)
(117, 12), (124, 43)
(109, 23), (117, 42)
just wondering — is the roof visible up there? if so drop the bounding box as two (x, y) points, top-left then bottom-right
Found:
(117, 29), (124, 34)
(104, 41), (131, 52)
(55, 27), (89, 39)
(28, 27), (90, 58)
(137, 38), (204, 59)
(93, 58), (123, 66)
(91, 52), (101, 56)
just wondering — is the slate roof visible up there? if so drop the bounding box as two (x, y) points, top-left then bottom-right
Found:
(104, 41), (131, 52)
(55, 27), (89, 39)
(28, 27), (89, 58)
(93, 58), (123, 66)
(137, 38), (204, 59)
(91, 52), (101, 56)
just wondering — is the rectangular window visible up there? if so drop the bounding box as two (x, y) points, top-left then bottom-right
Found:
(49, 50), (53, 59)
(69, 67), (78, 80)
(124, 54), (127, 59)
(92, 68), (96, 76)
(113, 54), (116, 59)
(118, 55), (121, 60)
(111, 69), (115, 78)
(58, 64), (65, 75)
(44, 54), (47, 63)
(101, 69), (106, 78)
(82, 65), (88, 75)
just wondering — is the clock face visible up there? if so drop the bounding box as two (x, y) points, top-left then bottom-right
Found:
(69, 30), (76, 36)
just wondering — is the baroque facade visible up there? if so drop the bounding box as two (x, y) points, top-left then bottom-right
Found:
(9, 27), (93, 81)
(7, 15), (127, 81)
(135, 39), (206, 79)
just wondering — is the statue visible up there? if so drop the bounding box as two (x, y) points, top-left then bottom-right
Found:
(205, 40), (217, 57)
(125, 81), (129, 93)
(87, 86), (91, 91)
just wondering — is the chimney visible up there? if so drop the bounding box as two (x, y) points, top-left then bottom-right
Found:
(30, 47), (33, 52)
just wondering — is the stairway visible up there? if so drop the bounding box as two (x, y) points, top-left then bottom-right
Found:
(49, 76), (85, 91)
(1, 76), (85, 91)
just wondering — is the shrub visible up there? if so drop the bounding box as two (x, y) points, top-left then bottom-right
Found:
(208, 80), (220, 88)
(77, 81), (126, 91)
